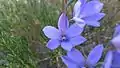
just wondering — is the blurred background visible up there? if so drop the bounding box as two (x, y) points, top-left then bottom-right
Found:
(0, 0), (120, 68)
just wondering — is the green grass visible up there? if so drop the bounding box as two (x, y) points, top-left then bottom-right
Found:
(0, 0), (59, 67)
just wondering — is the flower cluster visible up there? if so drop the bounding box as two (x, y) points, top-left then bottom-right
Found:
(42, 0), (107, 68)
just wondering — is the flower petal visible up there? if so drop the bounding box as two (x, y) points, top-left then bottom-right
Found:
(46, 39), (60, 50)
(61, 41), (73, 51)
(86, 44), (104, 66)
(111, 50), (120, 67)
(111, 35), (120, 48)
(70, 36), (86, 46)
(61, 56), (79, 68)
(80, 1), (103, 18)
(67, 48), (85, 67)
(72, 17), (85, 23)
(66, 24), (83, 38)
(85, 21), (100, 27)
(80, 0), (86, 5)
(75, 22), (86, 28)
(103, 51), (113, 68)
(73, 0), (87, 18)
(73, 0), (81, 17)
(58, 13), (69, 32)
(83, 13), (105, 21)
(43, 26), (60, 39)
(113, 24), (120, 37)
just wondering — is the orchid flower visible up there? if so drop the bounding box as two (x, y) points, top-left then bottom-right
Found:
(72, 0), (105, 28)
(61, 44), (104, 68)
(43, 13), (86, 51)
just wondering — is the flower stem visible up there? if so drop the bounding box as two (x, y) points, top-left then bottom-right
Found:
(62, 0), (67, 12)
(62, 0), (64, 12)
(56, 57), (60, 68)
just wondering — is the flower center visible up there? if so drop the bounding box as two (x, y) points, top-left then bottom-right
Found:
(61, 35), (68, 42)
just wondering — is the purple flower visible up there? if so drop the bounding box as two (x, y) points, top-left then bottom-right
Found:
(104, 24), (120, 68)
(43, 13), (86, 51)
(110, 24), (120, 51)
(72, 0), (105, 28)
(104, 50), (120, 68)
(113, 24), (120, 37)
(104, 25), (120, 68)
(61, 44), (104, 68)
(111, 50), (120, 68)
(103, 51), (113, 68)
(111, 35), (120, 49)
(107, 24), (120, 55)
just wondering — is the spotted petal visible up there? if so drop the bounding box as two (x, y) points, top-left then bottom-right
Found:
(43, 26), (60, 39)
(86, 44), (104, 66)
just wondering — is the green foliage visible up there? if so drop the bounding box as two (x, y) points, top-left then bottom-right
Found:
(0, 0), (59, 67)
(0, 33), (37, 68)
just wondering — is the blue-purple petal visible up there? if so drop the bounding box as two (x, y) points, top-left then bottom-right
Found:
(70, 36), (86, 46)
(80, 0), (86, 5)
(111, 35), (120, 48)
(61, 56), (79, 68)
(75, 22), (86, 28)
(73, 0), (81, 17)
(113, 24), (120, 37)
(83, 13), (105, 21)
(85, 21), (100, 27)
(72, 17), (85, 23)
(111, 50), (120, 68)
(58, 13), (69, 32)
(80, 1), (103, 18)
(86, 44), (104, 66)
(61, 41), (73, 51)
(43, 26), (60, 39)
(103, 51), (113, 68)
(46, 39), (60, 50)
(67, 48), (85, 67)
(66, 24), (83, 38)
